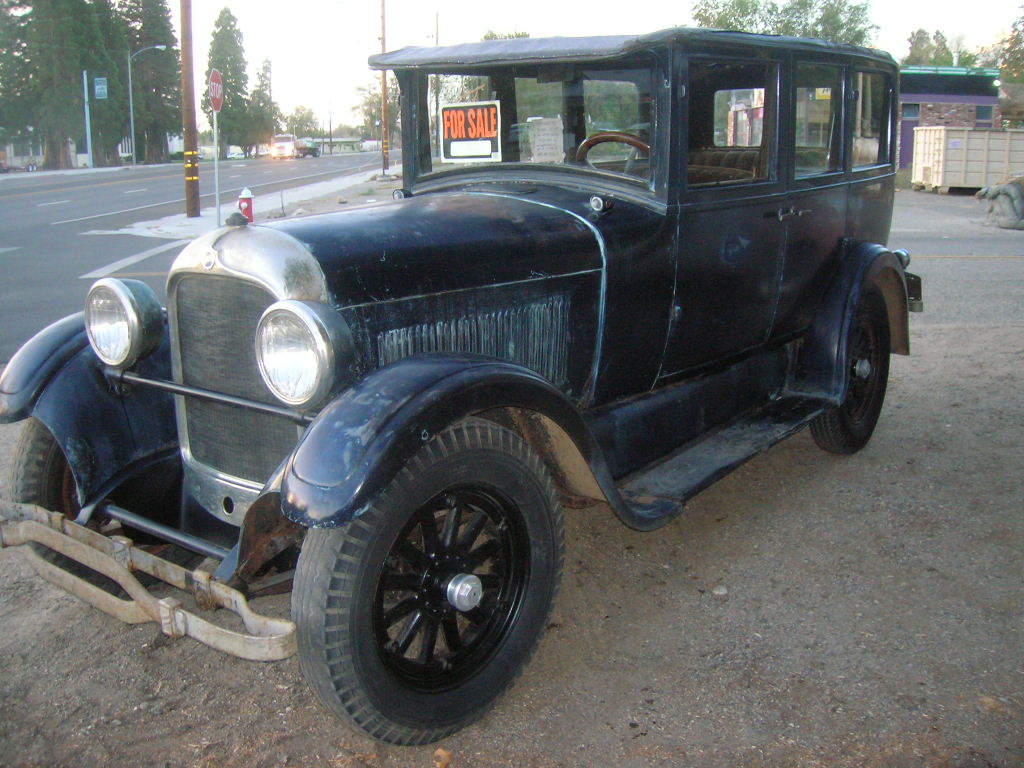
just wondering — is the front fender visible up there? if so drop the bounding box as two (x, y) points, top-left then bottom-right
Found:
(0, 313), (88, 423)
(3, 323), (178, 507)
(281, 354), (619, 528)
(790, 242), (913, 404)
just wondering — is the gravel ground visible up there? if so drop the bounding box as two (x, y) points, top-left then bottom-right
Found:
(0, 189), (1021, 768)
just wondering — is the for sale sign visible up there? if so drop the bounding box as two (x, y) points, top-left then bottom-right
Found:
(440, 101), (501, 163)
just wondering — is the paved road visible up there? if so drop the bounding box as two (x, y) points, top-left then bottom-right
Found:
(0, 153), (381, 362)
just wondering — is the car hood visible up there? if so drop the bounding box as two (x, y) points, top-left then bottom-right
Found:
(263, 190), (603, 308)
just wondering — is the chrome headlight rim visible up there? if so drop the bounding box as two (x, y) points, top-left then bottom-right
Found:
(84, 278), (164, 368)
(256, 300), (347, 408)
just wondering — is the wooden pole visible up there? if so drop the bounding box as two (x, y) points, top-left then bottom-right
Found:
(180, 0), (200, 217)
(380, 0), (390, 175)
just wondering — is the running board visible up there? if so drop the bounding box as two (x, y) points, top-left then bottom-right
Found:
(0, 502), (296, 662)
(619, 397), (827, 508)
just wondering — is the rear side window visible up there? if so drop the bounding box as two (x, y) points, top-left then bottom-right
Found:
(853, 72), (891, 167)
(793, 63), (843, 176)
(686, 60), (777, 187)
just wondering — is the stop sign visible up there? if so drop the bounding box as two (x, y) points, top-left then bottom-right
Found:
(209, 69), (223, 113)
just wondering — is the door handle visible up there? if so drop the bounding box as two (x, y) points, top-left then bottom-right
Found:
(763, 206), (812, 222)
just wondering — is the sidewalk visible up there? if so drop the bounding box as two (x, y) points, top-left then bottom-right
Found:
(107, 166), (403, 241)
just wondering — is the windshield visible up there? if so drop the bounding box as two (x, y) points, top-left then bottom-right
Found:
(413, 58), (656, 187)
(273, 135), (293, 143)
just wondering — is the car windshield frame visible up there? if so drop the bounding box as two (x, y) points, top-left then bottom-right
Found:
(399, 52), (671, 203)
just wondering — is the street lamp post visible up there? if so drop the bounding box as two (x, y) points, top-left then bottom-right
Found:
(127, 44), (167, 167)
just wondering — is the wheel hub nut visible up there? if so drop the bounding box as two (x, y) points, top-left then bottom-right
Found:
(854, 358), (872, 379)
(446, 574), (484, 612)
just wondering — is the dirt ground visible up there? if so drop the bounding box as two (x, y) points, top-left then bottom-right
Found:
(0, 189), (1021, 768)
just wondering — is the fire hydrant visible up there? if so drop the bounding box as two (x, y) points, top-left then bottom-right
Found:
(238, 188), (254, 223)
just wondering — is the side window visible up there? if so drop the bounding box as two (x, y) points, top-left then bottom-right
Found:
(853, 72), (891, 167)
(794, 63), (842, 176)
(687, 60), (777, 187)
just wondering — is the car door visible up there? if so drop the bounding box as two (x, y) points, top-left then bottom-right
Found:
(660, 56), (787, 379)
(770, 60), (849, 339)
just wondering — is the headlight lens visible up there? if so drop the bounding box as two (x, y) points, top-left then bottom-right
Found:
(256, 301), (348, 408)
(84, 278), (164, 367)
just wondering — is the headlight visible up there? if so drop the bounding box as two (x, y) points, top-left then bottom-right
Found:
(255, 300), (351, 408)
(84, 278), (164, 368)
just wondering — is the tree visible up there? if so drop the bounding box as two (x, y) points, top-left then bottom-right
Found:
(121, 0), (181, 164)
(776, 0), (875, 46)
(244, 58), (278, 154)
(0, 2), (38, 153)
(482, 30), (530, 40)
(949, 34), (978, 67)
(692, 0), (875, 45)
(285, 105), (319, 138)
(355, 77), (399, 141)
(89, 0), (130, 165)
(931, 31), (954, 66)
(204, 7), (249, 157)
(1004, 6), (1024, 83)
(25, 1), (114, 168)
(692, 0), (778, 35)
(903, 29), (935, 65)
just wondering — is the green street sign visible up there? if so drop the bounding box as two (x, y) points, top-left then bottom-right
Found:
(95, 77), (108, 100)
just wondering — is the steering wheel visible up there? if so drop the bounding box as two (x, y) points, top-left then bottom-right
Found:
(575, 131), (651, 163)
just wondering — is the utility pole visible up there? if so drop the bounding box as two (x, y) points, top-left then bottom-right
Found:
(82, 71), (94, 168)
(180, 0), (200, 217)
(380, 0), (390, 176)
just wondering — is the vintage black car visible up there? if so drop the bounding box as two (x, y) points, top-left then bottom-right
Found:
(0, 28), (922, 745)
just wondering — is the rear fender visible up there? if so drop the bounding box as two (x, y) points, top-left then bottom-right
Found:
(280, 354), (621, 529)
(790, 242), (911, 404)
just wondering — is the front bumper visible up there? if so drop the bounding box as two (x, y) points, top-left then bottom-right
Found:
(0, 502), (296, 662)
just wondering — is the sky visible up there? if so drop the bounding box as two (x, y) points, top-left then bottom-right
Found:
(170, 0), (1019, 132)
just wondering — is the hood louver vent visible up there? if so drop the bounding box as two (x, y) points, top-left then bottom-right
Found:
(377, 295), (570, 386)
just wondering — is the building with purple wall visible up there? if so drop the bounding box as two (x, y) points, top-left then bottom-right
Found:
(898, 67), (1001, 169)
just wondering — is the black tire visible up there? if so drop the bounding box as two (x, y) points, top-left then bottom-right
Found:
(292, 419), (565, 745)
(810, 288), (891, 454)
(7, 418), (122, 592)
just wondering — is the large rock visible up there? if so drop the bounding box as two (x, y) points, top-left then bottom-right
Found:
(977, 177), (1024, 230)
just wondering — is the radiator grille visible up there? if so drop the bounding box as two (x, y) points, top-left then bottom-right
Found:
(174, 275), (298, 482)
(377, 295), (570, 386)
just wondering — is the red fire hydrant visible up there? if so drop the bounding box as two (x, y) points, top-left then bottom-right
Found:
(238, 188), (254, 223)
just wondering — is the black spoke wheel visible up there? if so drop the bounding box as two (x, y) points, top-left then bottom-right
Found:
(810, 287), (891, 454)
(293, 419), (564, 745)
(375, 487), (528, 689)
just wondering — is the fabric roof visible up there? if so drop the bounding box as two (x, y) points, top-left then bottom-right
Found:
(369, 27), (893, 70)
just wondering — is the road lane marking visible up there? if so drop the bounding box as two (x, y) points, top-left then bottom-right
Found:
(123, 188), (148, 194)
(52, 164), (379, 225)
(37, 199), (70, 206)
(54, 199), (183, 225)
(0, 247), (19, 254)
(79, 239), (188, 279)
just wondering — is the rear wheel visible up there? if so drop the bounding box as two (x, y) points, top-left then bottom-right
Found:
(810, 288), (891, 454)
(292, 419), (564, 745)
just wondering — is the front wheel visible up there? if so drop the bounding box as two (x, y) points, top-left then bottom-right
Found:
(810, 287), (891, 454)
(292, 419), (565, 745)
